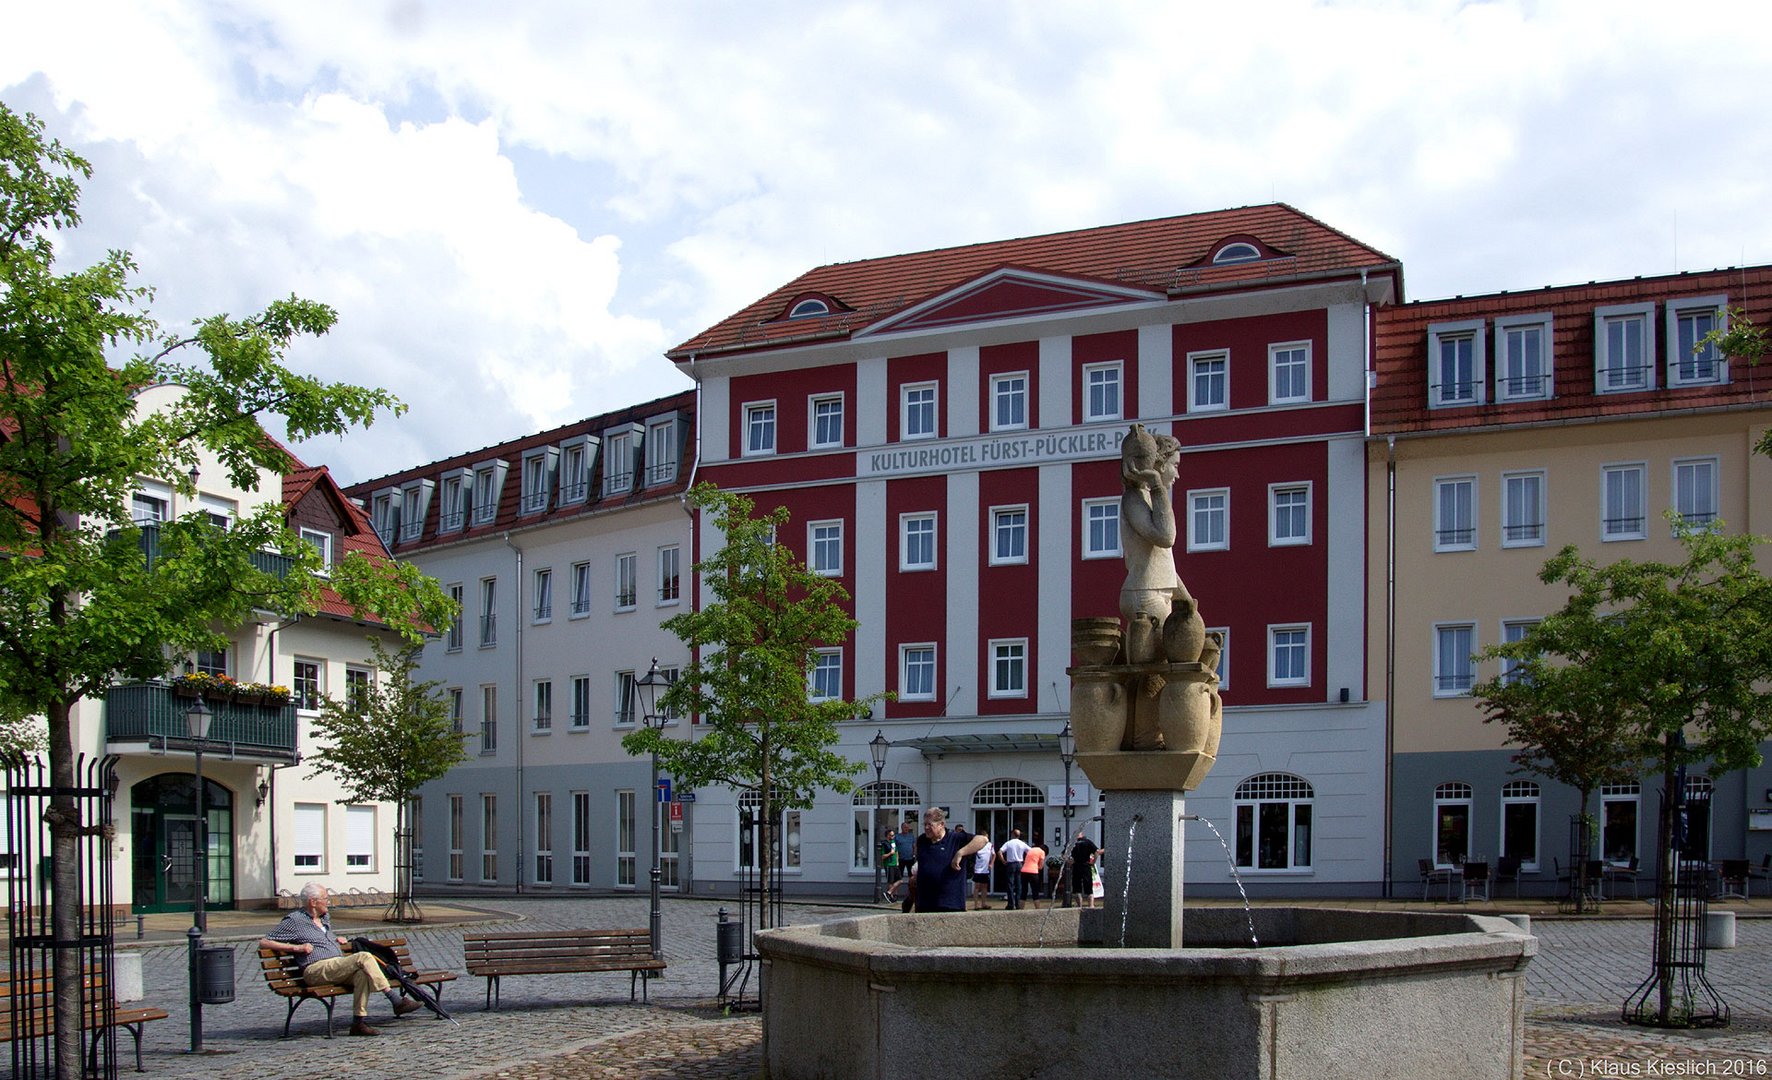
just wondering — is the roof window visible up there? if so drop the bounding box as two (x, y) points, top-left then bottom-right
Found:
(1212, 241), (1263, 265)
(788, 298), (831, 319)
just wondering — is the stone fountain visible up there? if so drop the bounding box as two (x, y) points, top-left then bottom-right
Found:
(759, 424), (1535, 1079)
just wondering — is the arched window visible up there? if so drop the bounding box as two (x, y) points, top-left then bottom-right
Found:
(852, 781), (921, 872)
(737, 790), (801, 872)
(1433, 782), (1473, 868)
(788, 298), (831, 319)
(1233, 773), (1313, 871)
(1212, 241), (1262, 265)
(972, 778), (1043, 806)
(1499, 780), (1541, 871)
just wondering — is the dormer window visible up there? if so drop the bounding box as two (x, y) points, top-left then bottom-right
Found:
(771, 292), (849, 323)
(789, 298), (830, 319)
(1212, 241), (1262, 265)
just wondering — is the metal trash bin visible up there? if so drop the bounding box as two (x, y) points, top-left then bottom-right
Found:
(716, 914), (744, 965)
(196, 945), (235, 1004)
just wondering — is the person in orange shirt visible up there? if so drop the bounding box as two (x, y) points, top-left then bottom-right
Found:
(1020, 841), (1048, 910)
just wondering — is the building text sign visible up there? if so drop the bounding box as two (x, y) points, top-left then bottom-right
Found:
(859, 425), (1126, 479)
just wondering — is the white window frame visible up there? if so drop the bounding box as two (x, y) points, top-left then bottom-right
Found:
(1499, 780), (1542, 873)
(614, 790), (635, 887)
(1601, 782), (1641, 867)
(533, 792), (553, 886)
(988, 639), (1028, 699)
(480, 794), (498, 882)
(809, 649), (842, 703)
(1500, 471), (1545, 548)
(1081, 497), (1120, 559)
(902, 382), (938, 440)
(808, 520), (843, 577)
(809, 393), (845, 449)
(569, 675), (591, 730)
(900, 512), (937, 571)
(573, 790), (594, 886)
(447, 795), (463, 882)
(532, 567), (552, 623)
(603, 429), (635, 495)
(480, 684), (498, 754)
(658, 545), (681, 605)
(1233, 773), (1314, 872)
(293, 659), (323, 712)
(900, 644), (937, 702)
(293, 802), (326, 872)
(615, 552), (638, 611)
(990, 505), (1029, 566)
(532, 678), (552, 733)
(1601, 462), (1647, 542)
(1493, 312), (1554, 402)
(1594, 303), (1655, 393)
(438, 470), (470, 533)
(1427, 319), (1486, 408)
(990, 371), (1029, 432)
(645, 416), (680, 487)
(1671, 456), (1719, 531)
(519, 448), (555, 516)
(743, 401), (777, 457)
(614, 670), (636, 726)
(1082, 361), (1123, 422)
(1433, 782), (1474, 869)
(1268, 483), (1312, 547)
(1268, 341), (1310, 405)
(345, 804), (376, 872)
(557, 438), (591, 507)
(570, 561), (591, 618)
(1187, 488), (1229, 552)
(299, 527), (333, 574)
(132, 482), (170, 525)
(478, 577), (497, 648)
(1667, 294), (1728, 387)
(1499, 618), (1538, 687)
(471, 463), (504, 526)
(1187, 350), (1229, 413)
(1432, 622), (1476, 698)
(1434, 476), (1477, 553)
(1268, 624), (1309, 688)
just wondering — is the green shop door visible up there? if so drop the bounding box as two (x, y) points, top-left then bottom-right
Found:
(130, 774), (235, 914)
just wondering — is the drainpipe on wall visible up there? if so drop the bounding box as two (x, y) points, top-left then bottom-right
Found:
(678, 365), (702, 894)
(505, 532), (525, 894)
(263, 614), (296, 902)
(1383, 433), (1398, 899)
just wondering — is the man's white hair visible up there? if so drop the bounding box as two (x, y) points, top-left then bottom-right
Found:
(300, 881), (329, 905)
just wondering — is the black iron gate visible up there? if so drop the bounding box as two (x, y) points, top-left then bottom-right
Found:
(6, 752), (122, 1078)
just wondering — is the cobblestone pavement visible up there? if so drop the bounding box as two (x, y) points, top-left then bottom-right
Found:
(102, 897), (1771, 1078)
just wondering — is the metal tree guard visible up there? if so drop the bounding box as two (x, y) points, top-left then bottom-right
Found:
(1623, 764), (1728, 1028)
(5, 752), (122, 1079)
(384, 796), (424, 923)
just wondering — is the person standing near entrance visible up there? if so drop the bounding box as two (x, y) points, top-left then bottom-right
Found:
(909, 807), (988, 914)
(1020, 841), (1048, 909)
(998, 829), (1030, 910)
(1069, 830), (1100, 909)
(971, 833), (996, 910)
(260, 882), (420, 1036)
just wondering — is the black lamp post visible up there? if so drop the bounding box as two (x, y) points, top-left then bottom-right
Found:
(1058, 719), (1076, 907)
(634, 659), (666, 962)
(185, 699), (212, 1052)
(869, 730), (889, 902)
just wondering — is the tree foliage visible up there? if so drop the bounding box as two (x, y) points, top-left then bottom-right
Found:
(1697, 306), (1772, 458)
(621, 483), (884, 925)
(302, 639), (468, 806)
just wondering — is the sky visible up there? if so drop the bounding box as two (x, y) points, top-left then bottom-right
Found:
(6, 1), (1772, 486)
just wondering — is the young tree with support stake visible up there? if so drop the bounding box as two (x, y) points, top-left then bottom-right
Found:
(621, 483), (886, 930)
(0, 102), (454, 1077)
(302, 640), (469, 922)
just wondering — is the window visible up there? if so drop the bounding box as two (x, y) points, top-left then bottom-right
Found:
(448, 688), (463, 734)
(471, 464), (503, 526)
(439, 470), (470, 532)
(1434, 476), (1476, 552)
(293, 660), (322, 712)
(1233, 773), (1312, 871)
(1601, 783), (1640, 866)
(809, 649), (842, 702)
(480, 686), (498, 753)
(1083, 362), (1122, 422)
(1433, 623), (1475, 696)
(1668, 296), (1727, 386)
(991, 372), (1028, 431)
(645, 416), (679, 486)
(533, 567), (552, 622)
(900, 513), (937, 571)
(480, 794), (497, 882)
(1082, 498), (1120, 558)
(1672, 457), (1718, 530)
(810, 394), (844, 449)
(1433, 782), (1472, 868)
(1595, 303), (1654, 392)
(411, 795), (423, 881)
(657, 666), (682, 722)
(1269, 342), (1310, 404)
(615, 790), (635, 887)
(604, 429), (634, 495)
(479, 577), (497, 647)
(574, 791), (595, 886)
(195, 493), (238, 530)
(1214, 241), (1262, 264)
(1501, 471), (1545, 547)
(299, 527), (333, 572)
(558, 439), (591, 505)
(1494, 314), (1552, 401)
(446, 583), (464, 650)
(902, 382), (937, 440)
(1499, 780), (1541, 872)
(533, 679), (552, 733)
(570, 561), (591, 617)
(1683, 775), (1714, 861)
(1602, 463), (1647, 541)
(293, 803), (326, 871)
(809, 521), (843, 576)
(195, 648), (228, 678)
(534, 792), (553, 886)
(569, 675), (590, 730)
(989, 639), (1027, 698)
(744, 401), (777, 456)
(132, 483), (170, 525)
(990, 506), (1028, 565)
(345, 805), (375, 871)
(1268, 625), (1309, 687)
(615, 553), (637, 610)
(1188, 489), (1229, 552)
(738, 791), (802, 872)
(901, 645), (936, 701)
(520, 449), (555, 515)
(448, 795), (463, 882)
(658, 545), (681, 603)
(852, 781), (921, 873)
(1187, 351), (1228, 412)
(400, 482), (431, 541)
(345, 666), (372, 712)
(1500, 619), (1538, 686)
(1428, 320), (1485, 407)
(1269, 484), (1311, 546)
(614, 670), (636, 726)
(370, 490), (399, 543)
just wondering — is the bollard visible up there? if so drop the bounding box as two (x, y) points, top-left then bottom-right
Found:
(1703, 910), (1736, 949)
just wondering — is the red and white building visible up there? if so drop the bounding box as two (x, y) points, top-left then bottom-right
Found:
(672, 205), (1399, 896)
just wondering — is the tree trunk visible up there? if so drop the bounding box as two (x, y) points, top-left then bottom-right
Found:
(1653, 740), (1678, 1024)
(1574, 789), (1592, 916)
(758, 730), (773, 931)
(48, 699), (82, 1079)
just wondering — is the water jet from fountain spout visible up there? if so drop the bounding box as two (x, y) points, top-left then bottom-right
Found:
(1184, 814), (1259, 947)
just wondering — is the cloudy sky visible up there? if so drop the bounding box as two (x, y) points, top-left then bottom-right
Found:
(6, 1), (1771, 485)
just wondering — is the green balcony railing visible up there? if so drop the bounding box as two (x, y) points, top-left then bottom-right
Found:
(104, 682), (298, 758)
(119, 522), (293, 579)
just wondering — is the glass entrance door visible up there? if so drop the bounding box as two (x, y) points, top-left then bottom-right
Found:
(970, 806), (1045, 895)
(129, 774), (235, 914)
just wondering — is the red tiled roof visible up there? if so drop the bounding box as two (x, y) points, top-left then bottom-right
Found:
(1372, 266), (1772, 436)
(282, 462), (401, 625)
(669, 204), (1400, 359)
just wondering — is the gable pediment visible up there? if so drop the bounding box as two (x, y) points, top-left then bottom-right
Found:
(861, 267), (1164, 337)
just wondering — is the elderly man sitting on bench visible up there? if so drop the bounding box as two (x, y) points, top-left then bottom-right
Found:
(259, 882), (420, 1036)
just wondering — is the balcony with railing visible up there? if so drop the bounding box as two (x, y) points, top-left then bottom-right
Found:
(123, 522), (294, 578)
(104, 681), (298, 760)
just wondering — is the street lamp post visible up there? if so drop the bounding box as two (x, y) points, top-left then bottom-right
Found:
(185, 700), (212, 1052)
(634, 660), (667, 962)
(868, 731), (888, 903)
(1058, 719), (1076, 908)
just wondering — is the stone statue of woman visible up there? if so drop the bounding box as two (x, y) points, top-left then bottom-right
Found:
(1119, 424), (1205, 670)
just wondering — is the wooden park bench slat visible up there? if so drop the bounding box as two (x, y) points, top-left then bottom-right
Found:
(257, 937), (456, 1038)
(0, 969), (169, 1072)
(462, 928), (666, 1009)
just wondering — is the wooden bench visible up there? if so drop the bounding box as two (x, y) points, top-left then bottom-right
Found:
(258, 937), (457, 1038)
(462, 928), (665, 1009)
(0, 970), (169, 1072)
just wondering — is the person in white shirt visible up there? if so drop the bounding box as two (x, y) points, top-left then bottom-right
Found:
(971, 835), (996, 910)
(997, 829), (1031, 910)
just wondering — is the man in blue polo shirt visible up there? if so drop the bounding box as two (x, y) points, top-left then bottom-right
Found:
(908, 807), (989, 913)
(259, 882), (420, 1036)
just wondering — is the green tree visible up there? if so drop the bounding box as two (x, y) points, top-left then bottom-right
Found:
(303, 640), (468, 922)
(621, 483), (884, 928)
(0, 102), (454, 1074)
(1696, 307), (1771, 457)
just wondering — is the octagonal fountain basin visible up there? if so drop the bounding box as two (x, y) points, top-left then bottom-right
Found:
(759, 907), (1534, 1080)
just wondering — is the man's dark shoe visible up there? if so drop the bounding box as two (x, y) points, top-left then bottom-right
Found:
(349, 1020), (382, 1036)
(393, 997), (423, 1018)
